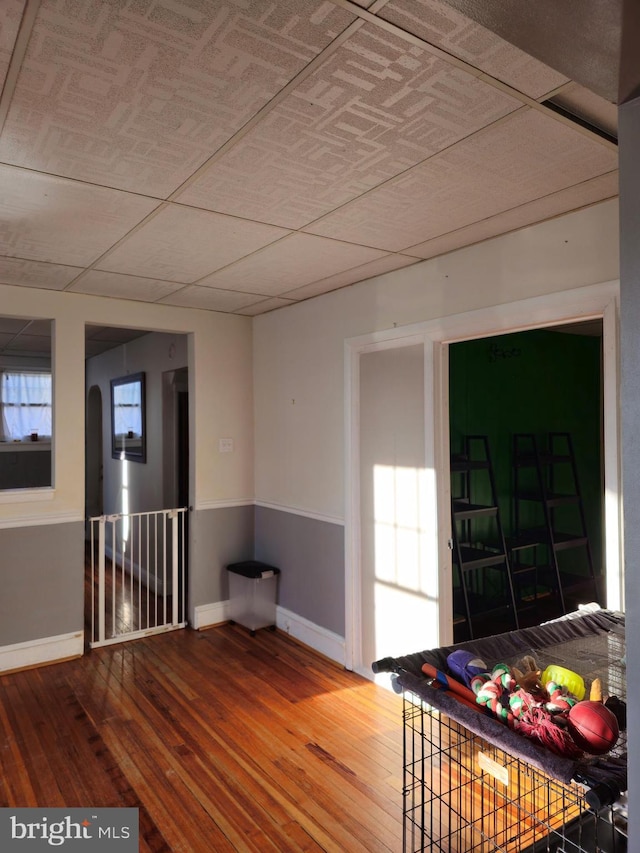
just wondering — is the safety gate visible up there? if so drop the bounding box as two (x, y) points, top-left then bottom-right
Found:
(89, 508), (188, 648)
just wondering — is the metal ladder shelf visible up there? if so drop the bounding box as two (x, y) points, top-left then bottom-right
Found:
(511, 432), (599, 618)
(450, 435), (519, 640)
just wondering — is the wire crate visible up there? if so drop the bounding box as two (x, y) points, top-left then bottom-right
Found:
(375, 608), (627, 853)
(402, 693), (625, 852)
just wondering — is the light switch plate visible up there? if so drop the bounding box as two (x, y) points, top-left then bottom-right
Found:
(219, 438), (234, 453)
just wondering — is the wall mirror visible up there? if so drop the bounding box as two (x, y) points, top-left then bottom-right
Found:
(111, 372), (146, 463)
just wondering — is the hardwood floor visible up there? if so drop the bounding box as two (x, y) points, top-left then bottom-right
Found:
(0, 625), (404, 852)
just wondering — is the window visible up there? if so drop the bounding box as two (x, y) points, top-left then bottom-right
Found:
(0, 371), (52, 442)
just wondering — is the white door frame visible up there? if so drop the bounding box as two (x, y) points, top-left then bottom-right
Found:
(345, 280), (621, 676)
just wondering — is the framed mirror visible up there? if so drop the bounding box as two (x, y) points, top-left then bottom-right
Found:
(111, 372), (146, 463)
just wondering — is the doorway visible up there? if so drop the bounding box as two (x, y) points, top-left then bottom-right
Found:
(346, 282), (621, 677)
(84, 326), (191, 647)
(448, 322), (604, 641)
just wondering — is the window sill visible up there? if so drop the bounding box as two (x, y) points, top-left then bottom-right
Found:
(0, 440), (51, 453)
(0, 487), (54, 503)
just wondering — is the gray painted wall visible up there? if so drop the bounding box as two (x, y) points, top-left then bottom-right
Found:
(189, 505), (255, 616)
(0, 522), (84, 646)
(255, 505), (345, 636)
(619, 93), (640, 847)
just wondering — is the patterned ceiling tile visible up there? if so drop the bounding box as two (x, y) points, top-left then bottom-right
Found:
(197, 233), (388, 296)
(380, 0), (569, 98)
(0, 165), (159, 266)
(158, 285), (261, 312)
(96, 205), (290, 283)
(0, 0), (356, 196)
(235, 296), (297, 315)
(406, 170), (619, 259)
(0, 255), (82, 290)
(0, 1), (25, 90)
(306, 108), (618, 251)
(68, 269), (185, 302)
(282, 252), (420, 300)
(177, 22), (521, 228)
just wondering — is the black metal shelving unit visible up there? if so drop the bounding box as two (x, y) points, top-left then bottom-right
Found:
(450, 435), (519, 640)
(510, 432), (599, 619)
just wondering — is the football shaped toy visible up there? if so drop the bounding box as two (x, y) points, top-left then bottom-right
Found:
(567, 700), (619, 755)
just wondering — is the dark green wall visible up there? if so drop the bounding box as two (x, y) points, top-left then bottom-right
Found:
(449, 328), (603, 577)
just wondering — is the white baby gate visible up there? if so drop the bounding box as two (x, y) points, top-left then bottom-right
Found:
(89, 508), (188, 648)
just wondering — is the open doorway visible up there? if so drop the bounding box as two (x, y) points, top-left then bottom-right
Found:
(347, 282), (620, 678)
(448, 321), (604, 642)
(84, 326), (190, 647)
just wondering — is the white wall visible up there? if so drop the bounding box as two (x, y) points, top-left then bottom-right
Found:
(253, 199), (620, 520)
(0, 286), (254, 528)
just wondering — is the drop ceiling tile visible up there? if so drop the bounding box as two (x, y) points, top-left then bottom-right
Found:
(96, 205), (290, 283)
(21, 318), (51, 337)
(235, 297), (297, 316)
(177, 22), (520, 228)
(0, 256), (81, 290)
(0, 166), (159, 266)
(306, 108), (618, 251)
(0, 0), (355, 196)
(282, 253), (420, 300)
(158, 286), (261, 312)
(85, 339), (115, 358)
(380, 0), (569, 98)
(407, 171), (619, 259)
(198, 233), (388, 296)
(4, 334), (51, 353)
(86, 326), (149, 344)
(69, 270), (184, 302)
(0, 317), (33, 334)
(0, 1), (24, 90)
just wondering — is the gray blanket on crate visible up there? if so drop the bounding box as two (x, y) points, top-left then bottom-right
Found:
(392, 608), (627, 793)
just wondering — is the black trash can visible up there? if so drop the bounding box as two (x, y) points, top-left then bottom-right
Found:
(227, 561), (280, 635)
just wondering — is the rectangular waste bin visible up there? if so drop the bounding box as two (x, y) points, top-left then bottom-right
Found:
(227, 561), (280, 635)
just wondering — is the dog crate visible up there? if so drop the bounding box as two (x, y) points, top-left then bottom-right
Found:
(374, 608), (627, 852)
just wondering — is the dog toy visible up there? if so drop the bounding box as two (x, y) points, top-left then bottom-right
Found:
(447, 649), (488, 688)
(567, 700), (619, 755)
(541, 664), (585, 701)
(513, 655), (549, 703)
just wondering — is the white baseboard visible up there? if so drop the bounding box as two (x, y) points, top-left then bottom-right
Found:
(0, 631), (84, 673)
(275, 606), (345, 666)
(193, 601), (345, 666)
(193, 600), (230, 630)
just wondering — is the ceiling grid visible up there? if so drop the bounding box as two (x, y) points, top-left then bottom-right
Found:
(0, 0), (620, 326)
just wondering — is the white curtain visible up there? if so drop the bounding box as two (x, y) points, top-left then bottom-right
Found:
(0, 371), (52, 440)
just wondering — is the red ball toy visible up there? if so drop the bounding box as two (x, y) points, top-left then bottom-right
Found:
(567, 701), (619, 755)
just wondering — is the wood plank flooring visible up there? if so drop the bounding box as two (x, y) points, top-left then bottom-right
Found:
(0, 625), (404, 852)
